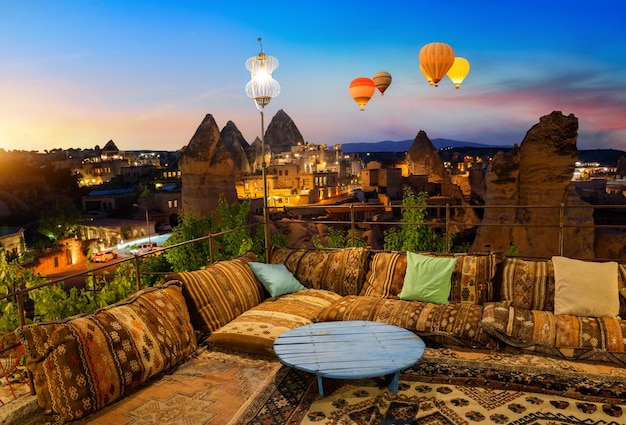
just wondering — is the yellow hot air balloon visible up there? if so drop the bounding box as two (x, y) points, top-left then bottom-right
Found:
(372, 71), (392, 95)
(349, 77), (376, 111)
(419, 63), (434, 86)
(418, 42), (455, 87)
(446, 57), (470, 89)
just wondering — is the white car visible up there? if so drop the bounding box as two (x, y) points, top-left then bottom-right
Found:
(93, 250), (118, 263)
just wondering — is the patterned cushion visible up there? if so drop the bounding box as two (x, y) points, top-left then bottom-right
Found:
(269, 247), (369, 296)
(483, 302), (626, 362)
(207, 289), (342, 356)
(617, 263), (626, 318)
(317, 295), (496, 348)
(555, 315), (626, 353)
(359, 251), (407, 298)
(498, 258), (555, 311)
(481, 302), (557, 349)
(359, 251), (499, 304)
(16, 282), (197, 423)
(168, 251), (264, 333)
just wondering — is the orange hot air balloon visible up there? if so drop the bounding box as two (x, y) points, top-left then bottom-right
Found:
(419, 63), (434, 86)
(372, 71), (392, 95)
(419, 42), (455, 87)
(446, 57), (470, 89)
(349, 77), (376, 111)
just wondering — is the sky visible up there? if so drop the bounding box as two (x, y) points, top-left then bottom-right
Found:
(1, 0), (625, 152)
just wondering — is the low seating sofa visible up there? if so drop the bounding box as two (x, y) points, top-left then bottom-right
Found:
(15, 246), (626, 423)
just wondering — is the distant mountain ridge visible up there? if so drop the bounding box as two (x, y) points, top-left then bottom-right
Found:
(341, 138), (511, 152)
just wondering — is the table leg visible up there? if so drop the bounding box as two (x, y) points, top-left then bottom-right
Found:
(317, 375), (325, 395)
(386, 371), (400, 393)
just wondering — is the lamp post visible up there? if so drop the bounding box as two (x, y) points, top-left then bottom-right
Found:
(133, 203), (151, 244)
(246, 37), (280, 261)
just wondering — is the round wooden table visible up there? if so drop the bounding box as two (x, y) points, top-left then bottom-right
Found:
(273, 320), (425, 395)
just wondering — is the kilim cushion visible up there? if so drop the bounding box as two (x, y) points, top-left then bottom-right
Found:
(168, 251), (264, 333)
(481, 302), (558, 350)
(16, 282), (197, 423)
(359, 251), (499, 305)
(555, 315), (626, 353)
(269, 246), (369, 296)
(207, 289), (342, 356)
(317, 295), (496, 348)
(498, 258), (555, 311)
(619, 263), (626, 318)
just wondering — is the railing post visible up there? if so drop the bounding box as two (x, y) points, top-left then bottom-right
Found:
(445, 203), (450, 253)
(17, 288), (26, 327)
(134, 255), (142, 291)
(208, 233), (215, 264)
(350, 204), (356, 247)
(559, 202), (565, 256)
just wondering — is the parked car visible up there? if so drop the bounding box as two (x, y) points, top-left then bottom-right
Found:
(137, 242), (159, 255)
(92, 250), (118, 263)
(157, 223), (172, 232)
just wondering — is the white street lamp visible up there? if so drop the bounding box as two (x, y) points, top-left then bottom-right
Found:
(246, 38), (280, 260)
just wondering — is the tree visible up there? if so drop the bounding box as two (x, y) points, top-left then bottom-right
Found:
(38, 198), (81, 242)
(383, 186), (448, 252)
(312, 227), (367, 249)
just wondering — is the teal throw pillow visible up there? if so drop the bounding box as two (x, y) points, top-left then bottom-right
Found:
(398, 252), (457, 304)
(249, 262), (306, 297)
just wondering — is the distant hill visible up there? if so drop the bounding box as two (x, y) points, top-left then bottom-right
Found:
(341, 138), (511, 152)
(578, 149), (626, 166)
(341, 140), (625, 164)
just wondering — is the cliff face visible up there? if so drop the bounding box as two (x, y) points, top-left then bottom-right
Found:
(179, 114), (238, 217)
(472, 111), (595, 258)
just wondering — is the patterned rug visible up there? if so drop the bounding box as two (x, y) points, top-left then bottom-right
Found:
(26, 346), (283, 425)
(232, 348), (626, 424)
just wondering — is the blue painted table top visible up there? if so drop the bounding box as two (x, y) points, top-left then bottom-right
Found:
(273, 320), (425, 395)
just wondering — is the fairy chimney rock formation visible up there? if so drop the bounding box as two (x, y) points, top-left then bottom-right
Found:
(221, 120), (252, 177)
(264, 109), (305, 154)
(472, 111), (595, 258)
(179, 114), (238, 217)
(406, 130), (479, 226)
(406, 130), (447, 182)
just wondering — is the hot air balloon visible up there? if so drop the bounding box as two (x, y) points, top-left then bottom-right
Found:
(418, 42), (455, 87)
(372, 71), (392, 95)
(349, 77), (376, 111)
(419, 63), (434, 86)
(446, 57), (470, 89)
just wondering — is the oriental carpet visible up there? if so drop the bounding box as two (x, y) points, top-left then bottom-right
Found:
(20, 346), (626, 424)
(232, 347), (626, 425)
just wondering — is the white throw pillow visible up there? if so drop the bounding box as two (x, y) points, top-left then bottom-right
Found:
(552, 256), (619, 318)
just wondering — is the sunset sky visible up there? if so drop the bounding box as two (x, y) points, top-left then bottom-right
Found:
(1, 0), (625, 152)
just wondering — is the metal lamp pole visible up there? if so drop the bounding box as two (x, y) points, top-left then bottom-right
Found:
(245, 38), (280, 261)
(133, 203), (151, 244)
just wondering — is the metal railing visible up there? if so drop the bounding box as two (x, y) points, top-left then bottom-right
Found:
(1, 202), (625, 358)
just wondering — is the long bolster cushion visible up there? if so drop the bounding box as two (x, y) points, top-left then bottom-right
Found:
(269, 246), (370, 296)
(207, 289), (343, 356)
(359, 251), (499, 305)
(316, 295), (496, 349)
(16, 282), (197, 423)
(481, 302), (626, 364)
(167, 251), (263, 333)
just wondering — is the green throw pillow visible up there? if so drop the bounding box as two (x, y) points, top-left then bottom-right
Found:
(398, 252), (457, 304)
(249, 262), (306, 297)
